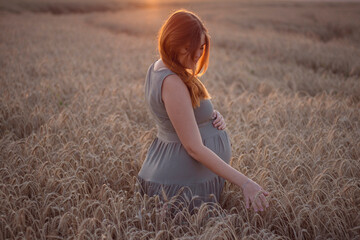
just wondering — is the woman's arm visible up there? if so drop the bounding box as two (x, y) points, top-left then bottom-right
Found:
(161, 74), (269, 212)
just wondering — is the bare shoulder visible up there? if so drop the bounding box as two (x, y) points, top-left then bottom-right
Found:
(163, 74), (186, 89)
(161, 74), (190, 102)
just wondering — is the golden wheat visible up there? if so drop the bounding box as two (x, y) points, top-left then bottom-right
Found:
(0, 0), (359, 239)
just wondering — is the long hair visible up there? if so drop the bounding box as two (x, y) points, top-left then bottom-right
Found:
(158, 9), (211, 108)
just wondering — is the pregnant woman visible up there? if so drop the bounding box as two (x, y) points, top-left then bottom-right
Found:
(137, 9), (269, 215)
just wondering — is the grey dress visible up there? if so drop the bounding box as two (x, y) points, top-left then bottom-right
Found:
(137, 61), (232, 213)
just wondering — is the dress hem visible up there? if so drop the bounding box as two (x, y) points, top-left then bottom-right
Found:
(135, 174), (225, 213)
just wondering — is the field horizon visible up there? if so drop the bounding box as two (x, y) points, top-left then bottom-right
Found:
(1, 0), (359, 239)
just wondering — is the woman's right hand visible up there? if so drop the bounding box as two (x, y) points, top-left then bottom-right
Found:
(241, 179), (270, 212)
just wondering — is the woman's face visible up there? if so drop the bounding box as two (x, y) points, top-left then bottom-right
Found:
(178, 33), (206, 70)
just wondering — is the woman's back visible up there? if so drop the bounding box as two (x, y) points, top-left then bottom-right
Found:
(145, 61), (218, 135)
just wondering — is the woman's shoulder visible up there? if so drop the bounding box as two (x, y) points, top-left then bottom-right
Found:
(150, 59), (179, 84)
(162, 74), (189, 103)
(147, 60), (182, 93)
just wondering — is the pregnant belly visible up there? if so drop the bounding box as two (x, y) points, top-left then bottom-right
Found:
(198, 121), (232, 164)
(138, 120), (232, 184)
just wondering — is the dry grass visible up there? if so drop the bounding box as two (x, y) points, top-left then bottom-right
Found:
(1, 0), (360, 239)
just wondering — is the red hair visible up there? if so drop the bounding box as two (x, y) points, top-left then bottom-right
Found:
(158, 9), (211, 108)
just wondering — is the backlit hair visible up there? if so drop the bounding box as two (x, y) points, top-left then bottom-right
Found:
(158, 9), (211, 108)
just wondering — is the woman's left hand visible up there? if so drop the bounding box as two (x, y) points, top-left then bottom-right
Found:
(212, 110), (226, 130)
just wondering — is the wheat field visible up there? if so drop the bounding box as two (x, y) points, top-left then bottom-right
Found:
(0, 0), (360, 239)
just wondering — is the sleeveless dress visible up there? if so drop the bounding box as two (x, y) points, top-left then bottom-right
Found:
(136, 61), (232, 213)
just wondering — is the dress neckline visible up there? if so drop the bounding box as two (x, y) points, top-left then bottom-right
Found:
(152, 60), (171, 73)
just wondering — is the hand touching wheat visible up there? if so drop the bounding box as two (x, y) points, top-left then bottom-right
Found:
(241, 179), (270, 212)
